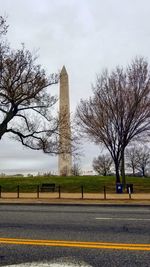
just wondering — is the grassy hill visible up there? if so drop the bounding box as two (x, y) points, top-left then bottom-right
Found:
(0, 175), (149, 193)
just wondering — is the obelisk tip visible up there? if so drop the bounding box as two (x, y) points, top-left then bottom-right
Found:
(60, 65), (67, 75)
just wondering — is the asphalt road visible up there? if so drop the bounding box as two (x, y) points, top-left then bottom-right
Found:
(0, 204), (150, 267)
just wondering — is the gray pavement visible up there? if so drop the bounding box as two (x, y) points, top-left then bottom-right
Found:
(0, 204), (150, 266)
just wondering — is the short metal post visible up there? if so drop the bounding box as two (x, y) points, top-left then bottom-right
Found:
(81, 185), (84, 199)
(17, 185), (19, 198)
(58, 185), (61, 199)
(104, 186), (106, 200)
(128, 187), (131, 199)
(37, 185), (39, 199)
(0, 185), (1, 198)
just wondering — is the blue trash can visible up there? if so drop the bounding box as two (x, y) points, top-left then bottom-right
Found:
(116, 183), (123, 193)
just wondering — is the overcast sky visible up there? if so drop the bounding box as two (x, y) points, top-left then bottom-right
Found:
(0, 0), (150, 175)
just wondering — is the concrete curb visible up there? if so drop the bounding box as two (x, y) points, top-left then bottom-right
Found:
(0, 200), (150, 207)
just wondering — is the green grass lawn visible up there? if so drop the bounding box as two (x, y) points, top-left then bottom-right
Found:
(0, 175), (150, 193)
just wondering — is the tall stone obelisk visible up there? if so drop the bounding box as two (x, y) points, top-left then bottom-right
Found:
(58, 66), (72, 176)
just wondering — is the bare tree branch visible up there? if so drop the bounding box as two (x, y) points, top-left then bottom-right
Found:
(76, 57), (150, 183)
(126, 145), (150, 177)
(93, 154), (112, 176)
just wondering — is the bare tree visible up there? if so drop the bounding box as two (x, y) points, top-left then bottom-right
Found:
(93, 154), (112, 176)
(137, 146), (150, 177)
(0, 42), (64, 153)
(136, 146), (150, 177)
(126, 146), (139, 176)
(76, 58), (150, 184)
(72, 160), (81, 176)
(126, 146), (150, 177)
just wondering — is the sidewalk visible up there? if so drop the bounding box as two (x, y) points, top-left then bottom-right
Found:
(0, 192), (150, 205)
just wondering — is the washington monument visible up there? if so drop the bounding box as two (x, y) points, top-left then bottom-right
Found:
(58, 66), (72, 176)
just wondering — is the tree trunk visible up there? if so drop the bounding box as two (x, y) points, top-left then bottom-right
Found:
(142, 167), (145, 177)
(115, 162), (120, 183)
(121, 149), (126, 189)
(132, 166), (135, 176)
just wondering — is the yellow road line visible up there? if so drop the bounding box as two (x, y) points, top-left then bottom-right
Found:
(0, 238), (150, 247)
(0, 238), (150, 251)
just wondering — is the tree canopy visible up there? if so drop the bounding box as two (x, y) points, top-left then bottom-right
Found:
(0, 17), (68, 155)
(0, 44), (60, 153)
(76, 57), (150, 183)
(93, 154), (112, 176)
(126, 146), (150, 177)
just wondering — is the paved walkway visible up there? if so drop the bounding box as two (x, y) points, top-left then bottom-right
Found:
(0, 192), (150, 205)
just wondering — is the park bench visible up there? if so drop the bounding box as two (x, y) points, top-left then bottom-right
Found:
(40, 183), (55, 192)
